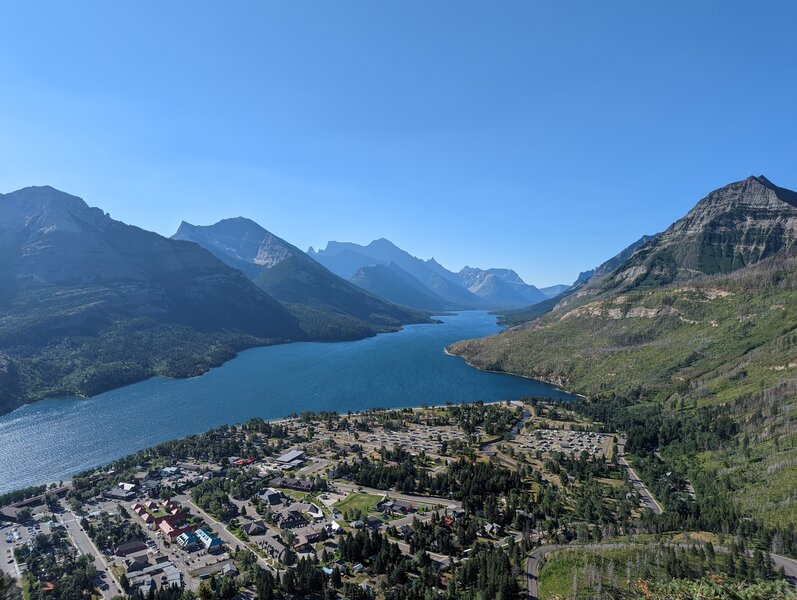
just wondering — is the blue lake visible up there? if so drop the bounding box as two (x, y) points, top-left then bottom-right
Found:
(0, 311), (570, 492)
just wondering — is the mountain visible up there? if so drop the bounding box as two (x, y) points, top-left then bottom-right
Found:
(539, 284), (570, 298)
(457, 266), (546, 308)
(350, 263), (451, 312)
(598, 176), (797, 292)
(0, 186), (305, 415)
(449, 175), (797, 525)
(173, 219), (431, 339)
(495, 235), (656, 326)
(310, 239), (549, 310)
(573, 234), (654, 286)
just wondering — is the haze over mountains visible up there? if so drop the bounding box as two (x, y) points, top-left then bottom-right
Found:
(172, 218), (429, 340)
(309, 239), (552, 310)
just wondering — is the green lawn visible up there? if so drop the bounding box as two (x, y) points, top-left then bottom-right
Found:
(334, 492), (382, 514)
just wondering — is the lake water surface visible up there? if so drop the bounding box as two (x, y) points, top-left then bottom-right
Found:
(0, 311), (570, 492)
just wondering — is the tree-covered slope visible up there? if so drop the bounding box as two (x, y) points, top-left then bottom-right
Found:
(0, 187), (305, 414)
(449, 176), (797, 525)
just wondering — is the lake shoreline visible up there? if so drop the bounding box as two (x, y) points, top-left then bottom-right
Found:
(0, 311), (572, 494)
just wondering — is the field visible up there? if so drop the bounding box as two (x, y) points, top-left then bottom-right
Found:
(334, 492), (382, 515)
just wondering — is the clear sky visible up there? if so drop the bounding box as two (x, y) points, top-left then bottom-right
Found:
(1, 1), (795, 287)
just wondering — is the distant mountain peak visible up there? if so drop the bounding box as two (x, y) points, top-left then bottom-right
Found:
(174, 218), (298, 269)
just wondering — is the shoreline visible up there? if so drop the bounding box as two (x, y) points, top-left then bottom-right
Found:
(443, 346), (585, 398)
(0, 312), (562, 495)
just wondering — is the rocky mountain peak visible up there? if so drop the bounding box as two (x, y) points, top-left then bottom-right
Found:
(174, 218), (298, 269)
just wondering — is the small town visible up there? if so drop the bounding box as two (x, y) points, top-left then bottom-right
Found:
(1, 398), (732, 600)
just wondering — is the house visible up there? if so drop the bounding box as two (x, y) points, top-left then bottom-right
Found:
(126, 561), (182, 591)
(115, 541), (148, 557)
(272, 507), (307, 529)
(176, 532), (200, 551)
(380, 499), (414, 515)
(292, 523), (326, 545)
(160, 467), (180, 478)
(262, 533), (287, 562)
(233, 458), (256, 467)
(196, 528), (223, 554)
(241, 520), (267, 536)
(124, 553), (151, 573)
(257, 488), (286, 506)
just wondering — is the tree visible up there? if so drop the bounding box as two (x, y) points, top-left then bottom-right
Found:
(16, 508), (32, 523)
(0, 572), (22, 600)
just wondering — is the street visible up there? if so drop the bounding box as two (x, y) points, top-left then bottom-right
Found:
(61, 509), (124, 600)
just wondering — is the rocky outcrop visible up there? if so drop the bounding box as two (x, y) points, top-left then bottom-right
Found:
(606, 176), (797, 290)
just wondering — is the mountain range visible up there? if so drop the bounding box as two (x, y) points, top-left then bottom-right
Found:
(309, 239), (553, 310)
(0, 187), (432, 414)
(449, 174), (797, 524)
(172, 219), (429, 340)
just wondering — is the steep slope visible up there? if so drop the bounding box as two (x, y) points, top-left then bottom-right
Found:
(573, 234), (654, 286)
(0, 186), (304, 414)
(350, 263), (451, 311)
(449, 176), (797, 525)
(173, 219), (431, 339)
(601, 176), (797, 292)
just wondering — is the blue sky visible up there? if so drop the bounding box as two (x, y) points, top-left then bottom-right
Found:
(1, 2), (796, 287)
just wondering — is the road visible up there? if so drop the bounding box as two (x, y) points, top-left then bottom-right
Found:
(480, 408), (530, 457)
(525, 542), (797, 599)
(333, 482), (462, 510)
(176, 495), (277, 575)
(61, 510), (124, 600)
(617, 436), (663, 515)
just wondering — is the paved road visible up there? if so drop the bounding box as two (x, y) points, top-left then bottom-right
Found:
(617, 436), (663, 515)
(526, 542), (797, 599)
(480, 408), (530, 457)
(176, 495), (276, 575)
(334, 483), (462, 510)
(61, 510), (124, 600)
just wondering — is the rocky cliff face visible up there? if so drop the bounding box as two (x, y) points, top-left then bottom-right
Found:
(607, 176), (797, 291)
(174, 218), (296, 272)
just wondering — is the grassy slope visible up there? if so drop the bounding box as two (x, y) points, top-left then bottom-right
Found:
(450, 256), (797, 525)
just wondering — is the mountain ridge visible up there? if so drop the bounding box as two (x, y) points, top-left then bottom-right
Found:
(173, 218), (432, 340)
(0, 186), (306, 414)
(310, 238), (554, 310)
